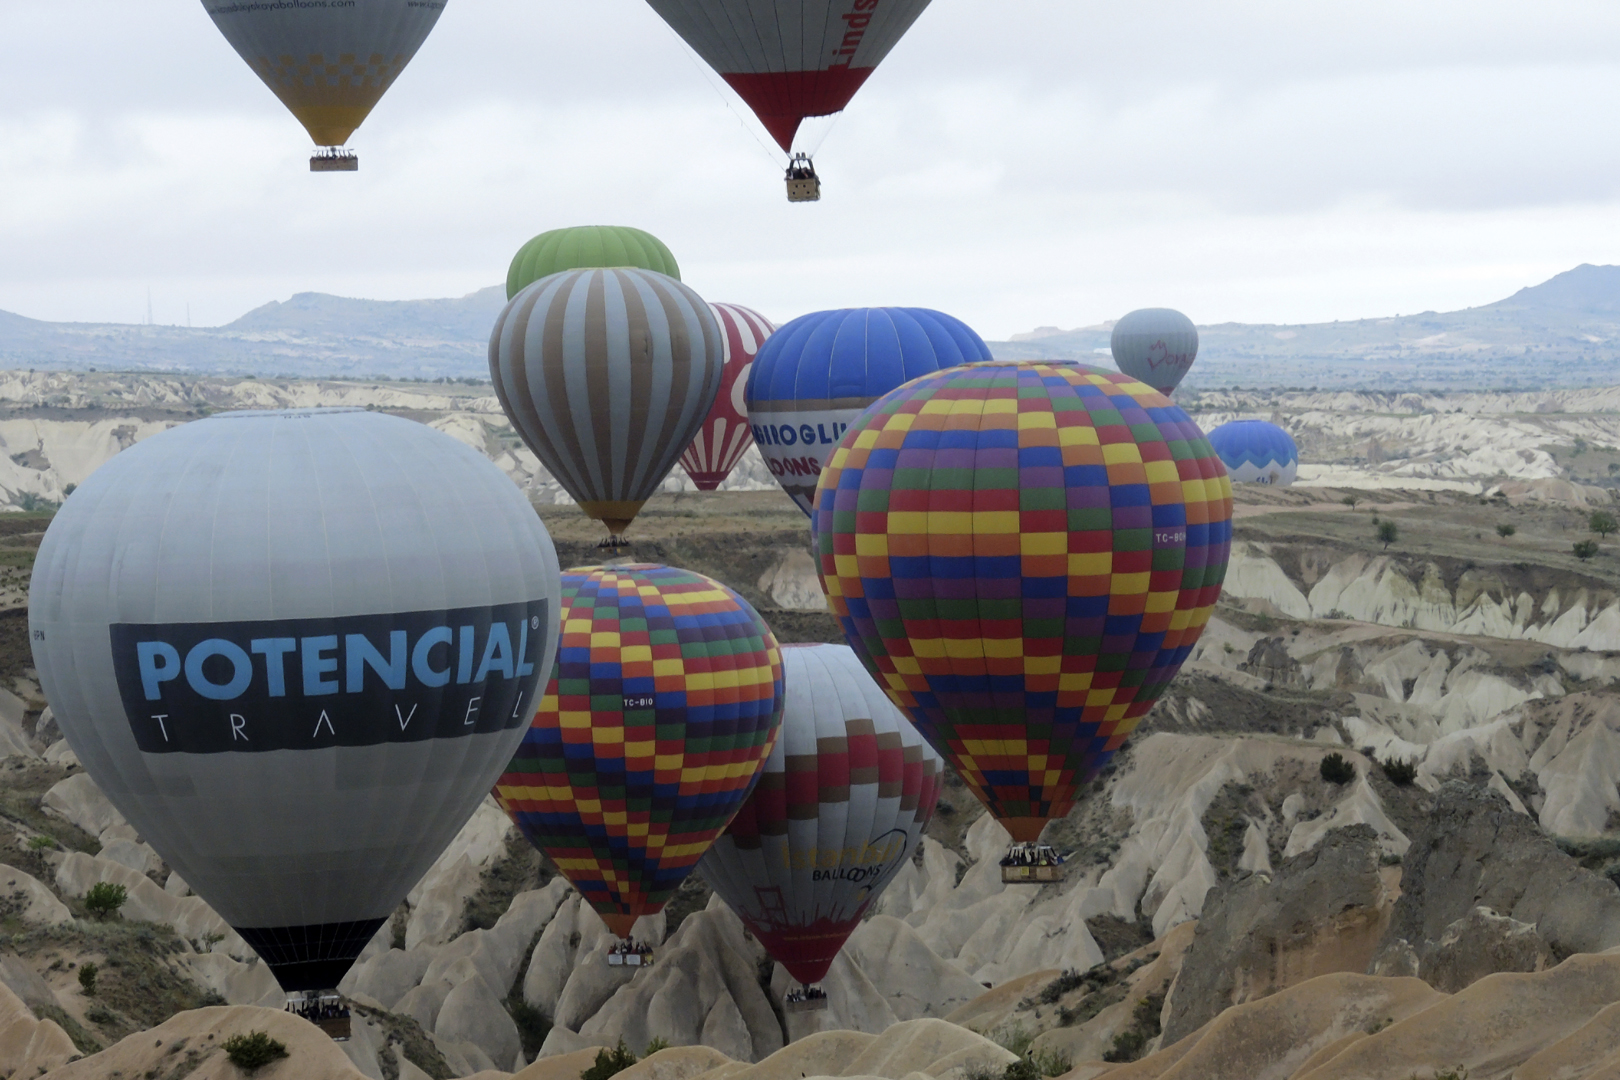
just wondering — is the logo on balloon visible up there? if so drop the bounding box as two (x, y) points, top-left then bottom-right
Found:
(109, 599), (552, 755)
(786, 827), (909, 880)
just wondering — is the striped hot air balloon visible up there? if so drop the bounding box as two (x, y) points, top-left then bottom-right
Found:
(494, 564), (785, 938)
(698, 643), (942, 987)
(815, 362), (1232, 846)
(645, 0), (937, 152)
(679, 304), (775, 491)
(201, 0), (445, 161)
(489, 268), (725, 538)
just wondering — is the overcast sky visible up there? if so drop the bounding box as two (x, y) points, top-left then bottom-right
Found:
(4, 1), (1620, 339)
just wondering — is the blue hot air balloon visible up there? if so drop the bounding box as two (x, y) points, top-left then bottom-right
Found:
(1207, 420), (1299, 486)
(744, 308), (992, 516)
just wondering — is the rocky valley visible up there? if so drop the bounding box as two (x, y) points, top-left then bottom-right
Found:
(0, 374), (1612, 1078)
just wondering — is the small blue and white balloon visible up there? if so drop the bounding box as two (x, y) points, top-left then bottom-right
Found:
(1207, 420), (1299, 486)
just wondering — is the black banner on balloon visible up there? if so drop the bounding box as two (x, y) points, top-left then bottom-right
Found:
(108, 599), (551, 754)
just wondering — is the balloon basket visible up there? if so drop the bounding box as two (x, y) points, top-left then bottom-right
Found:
(1000, 843), (1066, 883)
(288, 992), (351, 1041)
(785, 154), (821, 203)
(311, 150), (358, 173)
(608, 949), (653, 968)
(784, 994), (828, 1014)
(596, 534), (630, 551)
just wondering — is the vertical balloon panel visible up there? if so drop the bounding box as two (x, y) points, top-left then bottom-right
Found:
(680, 303), (775, 491)
(30, 409), (562, 990)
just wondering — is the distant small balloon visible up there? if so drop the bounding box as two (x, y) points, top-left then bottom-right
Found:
(1207, 420), (1299, 486)
(1111, 309), (1199, 394)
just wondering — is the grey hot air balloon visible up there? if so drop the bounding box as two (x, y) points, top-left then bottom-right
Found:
(489, 267), (725, 539)
(201, 0), (448, 169)
(29, 409), (562, 991)
(1110, 308), (1200, 394)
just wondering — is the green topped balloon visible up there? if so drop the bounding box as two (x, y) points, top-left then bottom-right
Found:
(506, 226), (680, 299)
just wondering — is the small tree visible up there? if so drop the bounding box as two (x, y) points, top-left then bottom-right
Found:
(1377, 521), (1399, 550)
(1496, 523), (1516, 538)
(1380, 758), (1418, 787)
(582, 1040), (638, 1080)
(77, 963), (97, 996)
(222, 1031), (288, 1072)
(1321, 752), (1355, 784)
(1574, 540), (1600, 561)
(83, 882), (127, 920)
(1590, 510), (1618, 538)
(1342, 494), (1361, 510)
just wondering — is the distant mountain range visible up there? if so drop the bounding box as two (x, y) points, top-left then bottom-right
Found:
(2, 267), (1619, 388)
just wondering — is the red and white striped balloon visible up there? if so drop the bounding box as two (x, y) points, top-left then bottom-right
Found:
(680, 303), (775, 491)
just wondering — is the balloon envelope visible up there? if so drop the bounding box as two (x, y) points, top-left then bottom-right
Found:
(644, 0), (936, 152)
(1111, 309), (1199, 394)
(490, 268), (725, 535)
(815, 362), (1232, 842)
(680, 304), (775, 491)
(1206, 420), (1299, 486)
(494, 564), (784, 937)
(201, 0), (445, 147)
(745, 307), (991, 517)
(30, 408), (562, 990)
(699, 643), (942, 986)
(507, 227), (681, 300)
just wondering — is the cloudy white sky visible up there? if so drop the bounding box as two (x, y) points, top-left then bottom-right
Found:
(4, 1), (1620, 339)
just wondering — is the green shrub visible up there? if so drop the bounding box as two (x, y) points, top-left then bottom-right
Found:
(1591, 510), (1617, 538)
(1380, 757), (1418, 786)
(1028, 1047), (1072, 1077)
(582, 1039), (638, 1080)
(1002, 1058), (1040, 1080)
(1574, 540), (1600, 561)
(222, 1031), (288, 1071)
(1103, 1030), (1146, 1063)
(644, 1038), (670, 1057)
(1496, 523), (1515, 538)
(83, 882), (127, 919)
(1320, 752), (1356, 784)
(77, 963), (97, 996)
(1377, 521), (1399, 549)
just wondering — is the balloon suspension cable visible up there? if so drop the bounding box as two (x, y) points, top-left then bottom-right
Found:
(658, 22), (787, 169)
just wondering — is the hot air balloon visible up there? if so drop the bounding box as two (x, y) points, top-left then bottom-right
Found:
(679, 304), (775, 491)
(1206, 420), (1298, 486)
(494, 564), (784, 939)
(29, 408), (563, 991)
(643, 0), (937, 197)
(1111, 309), (1199, 395)
(201, 0), (446, 171)
(490, 268), (725, 543)
(507, 227), (682, 300)
(814, 362), (1232, 866)
(698, 643), (942, 992)
(745, 307), (991, 518)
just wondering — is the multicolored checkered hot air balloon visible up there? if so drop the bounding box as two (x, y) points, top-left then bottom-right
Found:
(814, 362), (1232, 849)
(494, 564), (785, 938)
(698, 643), (942, 988)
